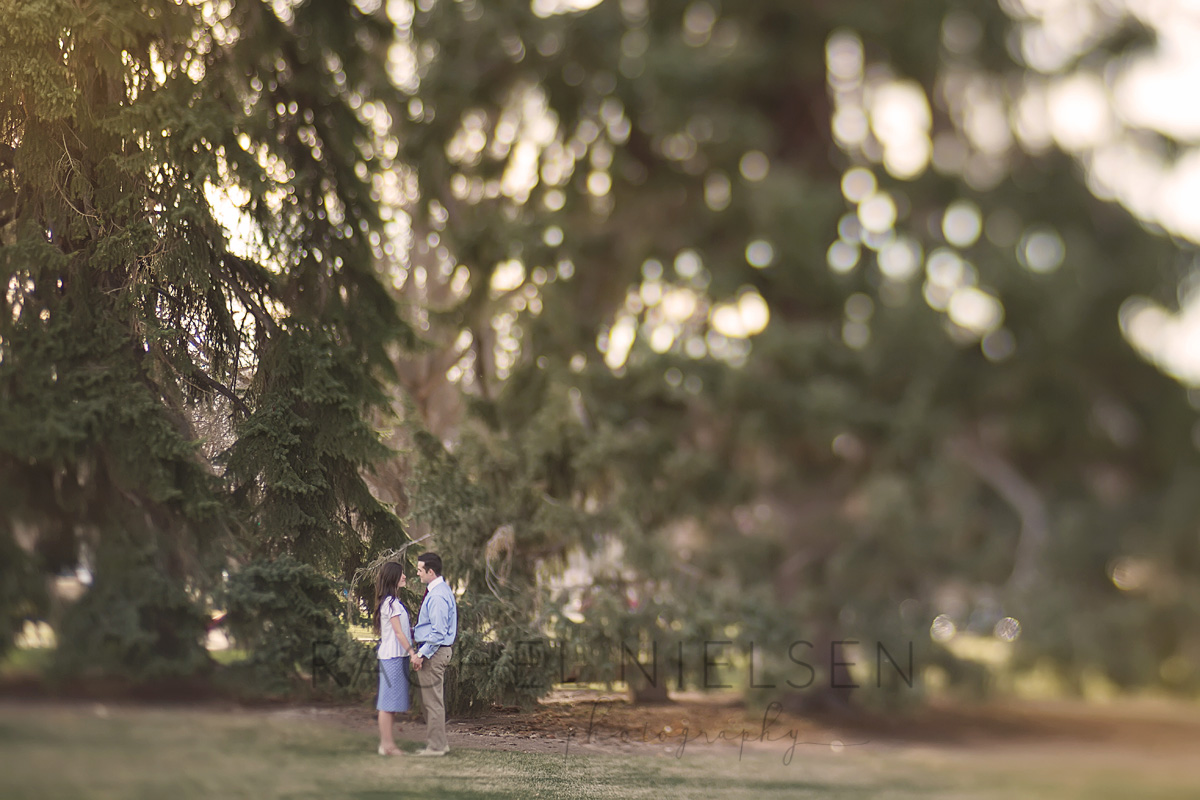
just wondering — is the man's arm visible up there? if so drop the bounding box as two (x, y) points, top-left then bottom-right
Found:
(416, 592), (451, 660)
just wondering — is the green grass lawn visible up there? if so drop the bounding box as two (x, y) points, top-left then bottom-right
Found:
(1, 703), (1197, 799)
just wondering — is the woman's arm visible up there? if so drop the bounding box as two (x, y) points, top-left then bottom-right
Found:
(389, 615), (415, 656)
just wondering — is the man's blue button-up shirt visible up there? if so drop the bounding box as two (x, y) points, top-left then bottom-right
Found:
(413, 576), (457, 660)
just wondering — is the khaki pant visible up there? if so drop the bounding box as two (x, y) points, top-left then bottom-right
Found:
(416, 646), (452, 751)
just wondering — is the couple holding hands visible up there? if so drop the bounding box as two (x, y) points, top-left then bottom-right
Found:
(373, 552), (456, 757)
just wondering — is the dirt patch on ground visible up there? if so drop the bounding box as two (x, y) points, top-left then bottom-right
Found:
(312, 692), (844, 757)
(6, 675), (1199, 761)
(306, 689), (1200, 760)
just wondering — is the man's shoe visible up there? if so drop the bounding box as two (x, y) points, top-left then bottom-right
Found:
(412, 747), (449, 757)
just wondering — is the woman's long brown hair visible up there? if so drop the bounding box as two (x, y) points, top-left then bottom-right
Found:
(373, 561), (406, 635)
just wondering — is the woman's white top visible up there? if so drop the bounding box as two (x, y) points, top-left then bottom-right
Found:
(377, 596), (412, 660)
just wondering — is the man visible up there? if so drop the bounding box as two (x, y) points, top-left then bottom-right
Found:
(410, 552), (457, 756)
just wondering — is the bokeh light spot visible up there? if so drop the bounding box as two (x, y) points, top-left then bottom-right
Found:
(745, 239), (775, 268)
(943, 200), (983, 247)
(930, 614), (957, 642)
(1018, 228), (1065, 273)
(827, 240), (860, 273)
(739, 151), (770, 181)
(858, 193), (897, 233)
(878, 237), (922, 281)
(841, 167), (876, 203)
(994, 617), (1021, 642)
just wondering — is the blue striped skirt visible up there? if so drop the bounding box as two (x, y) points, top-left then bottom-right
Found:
(376, 656), (410, 712)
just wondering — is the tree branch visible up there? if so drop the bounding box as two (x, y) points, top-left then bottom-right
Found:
(947, 437), (1048, 594)
(218, 256), (281, 337)
(187, 369), (252, 417)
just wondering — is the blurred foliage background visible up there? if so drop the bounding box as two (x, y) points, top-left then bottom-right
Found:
(2, 0), (1199, 713)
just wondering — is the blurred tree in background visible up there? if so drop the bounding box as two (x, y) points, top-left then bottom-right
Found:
(391, 0), (1200, 709)
(3, 0), (1199, 708)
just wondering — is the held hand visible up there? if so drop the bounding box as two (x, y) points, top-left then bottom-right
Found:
(412, 654), (424, 670)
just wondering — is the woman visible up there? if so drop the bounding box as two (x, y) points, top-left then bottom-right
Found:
(374, 561), (416, 755)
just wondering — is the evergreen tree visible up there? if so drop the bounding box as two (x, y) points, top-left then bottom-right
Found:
(1, 0), (410, 673)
